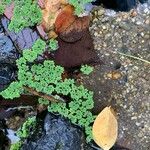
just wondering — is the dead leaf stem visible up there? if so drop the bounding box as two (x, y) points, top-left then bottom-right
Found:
(23, 86), (65, 103)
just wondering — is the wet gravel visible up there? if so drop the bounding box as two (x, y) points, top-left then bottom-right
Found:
(81, 2), (150, 150)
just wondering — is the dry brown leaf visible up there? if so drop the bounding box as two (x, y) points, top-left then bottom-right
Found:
(41, 0), (68, 32)
(55, 5), (75, 33)
(92, 106), (118, 150)
(106, 71), (122, 80)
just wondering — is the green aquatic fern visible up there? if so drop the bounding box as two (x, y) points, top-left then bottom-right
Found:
(10, 116), (36, 150)
(10, 141), (22, 150)
(49, 38), (59, 51)
(17, 116), (36, 138)
(0, 0), (12, 15)
(80, 64), (93, 75)
(68, 0), (94, 15)
(8, 0), (42, 32)
(0, 0), (42, 32)
(0, 38), (95, 142)
(38, 98), (50, 105)
(0, 39), (46, 99)
(48, 84), (95, 142)
(0, 81), (23, 99)
(0, 5), (5, 15)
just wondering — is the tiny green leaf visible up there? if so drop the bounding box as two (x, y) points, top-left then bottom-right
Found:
(80, 65), (93, 75)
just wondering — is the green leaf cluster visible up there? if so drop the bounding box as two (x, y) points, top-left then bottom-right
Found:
(68, 0), (94, 15)
(17, 116), (36, 138)
(0, 38), (95, 142)
(10, 116), (36, 150)
(49, 38), (59, 51)
(48, 84), (95, 142)
(80, 64), (93, 75)
(9, 0), (42, 32)
(0, 0), (42, 32)
(38, 98), (50, 105)
(10, 141), (22, 150)
(0, 81), (23, 99)
(0, 0), (11, 15)
(0, 39), (46, 99)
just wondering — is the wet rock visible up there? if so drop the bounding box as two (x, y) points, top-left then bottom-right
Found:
(0, 23), (3, 33)
(0, 19), (17, 92)
(92, 0), (148, 11)
(84, 3), (150, 149)
(98, 9), (105, 16)
(1, 17), (40, 51)
(0, 34), (18, 63)
(0, 21), (18, 64)
(0, 120), (10, 150)
(0, 63), (16, 92)
(118, 22), (131, 31)
(21, 113), (93, 150)
(0, 108), (16, 120)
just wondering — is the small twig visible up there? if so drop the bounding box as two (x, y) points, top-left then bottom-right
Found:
(6, 106), (33, 112)
(117, 52), (150, 64)
(23, 86), (65, 103)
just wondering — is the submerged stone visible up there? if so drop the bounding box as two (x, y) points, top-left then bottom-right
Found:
(0, 63), (16, 92)
(0, 18), (17, 92)
(21, 113), (93, 150)
(0, 33), (18, 64)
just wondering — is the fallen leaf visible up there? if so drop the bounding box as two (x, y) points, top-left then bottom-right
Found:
(4, 2), (14, 19)
(106, 71), (122, 80)
(55, 5), (75, 33)
(55, 5), (90, 34)
(92, 106), (118, 150)
(41, 0), (63, 32)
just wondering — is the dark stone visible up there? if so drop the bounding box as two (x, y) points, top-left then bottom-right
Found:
(0, 130), (9, 150)
(92, 0), (148, 11)
(0, 18), (17, 92)
(0, 33), (18, 64)
(0, 108), (16, 120)
(21, 113), (93, 150)
(139, 0), (148, 3)
(0, 23), (3, 33)
(0, 120), (9, 150)
(113, 61), (122, 70)
(111, 145), (131, 150)
(0, 63), (16, 92)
